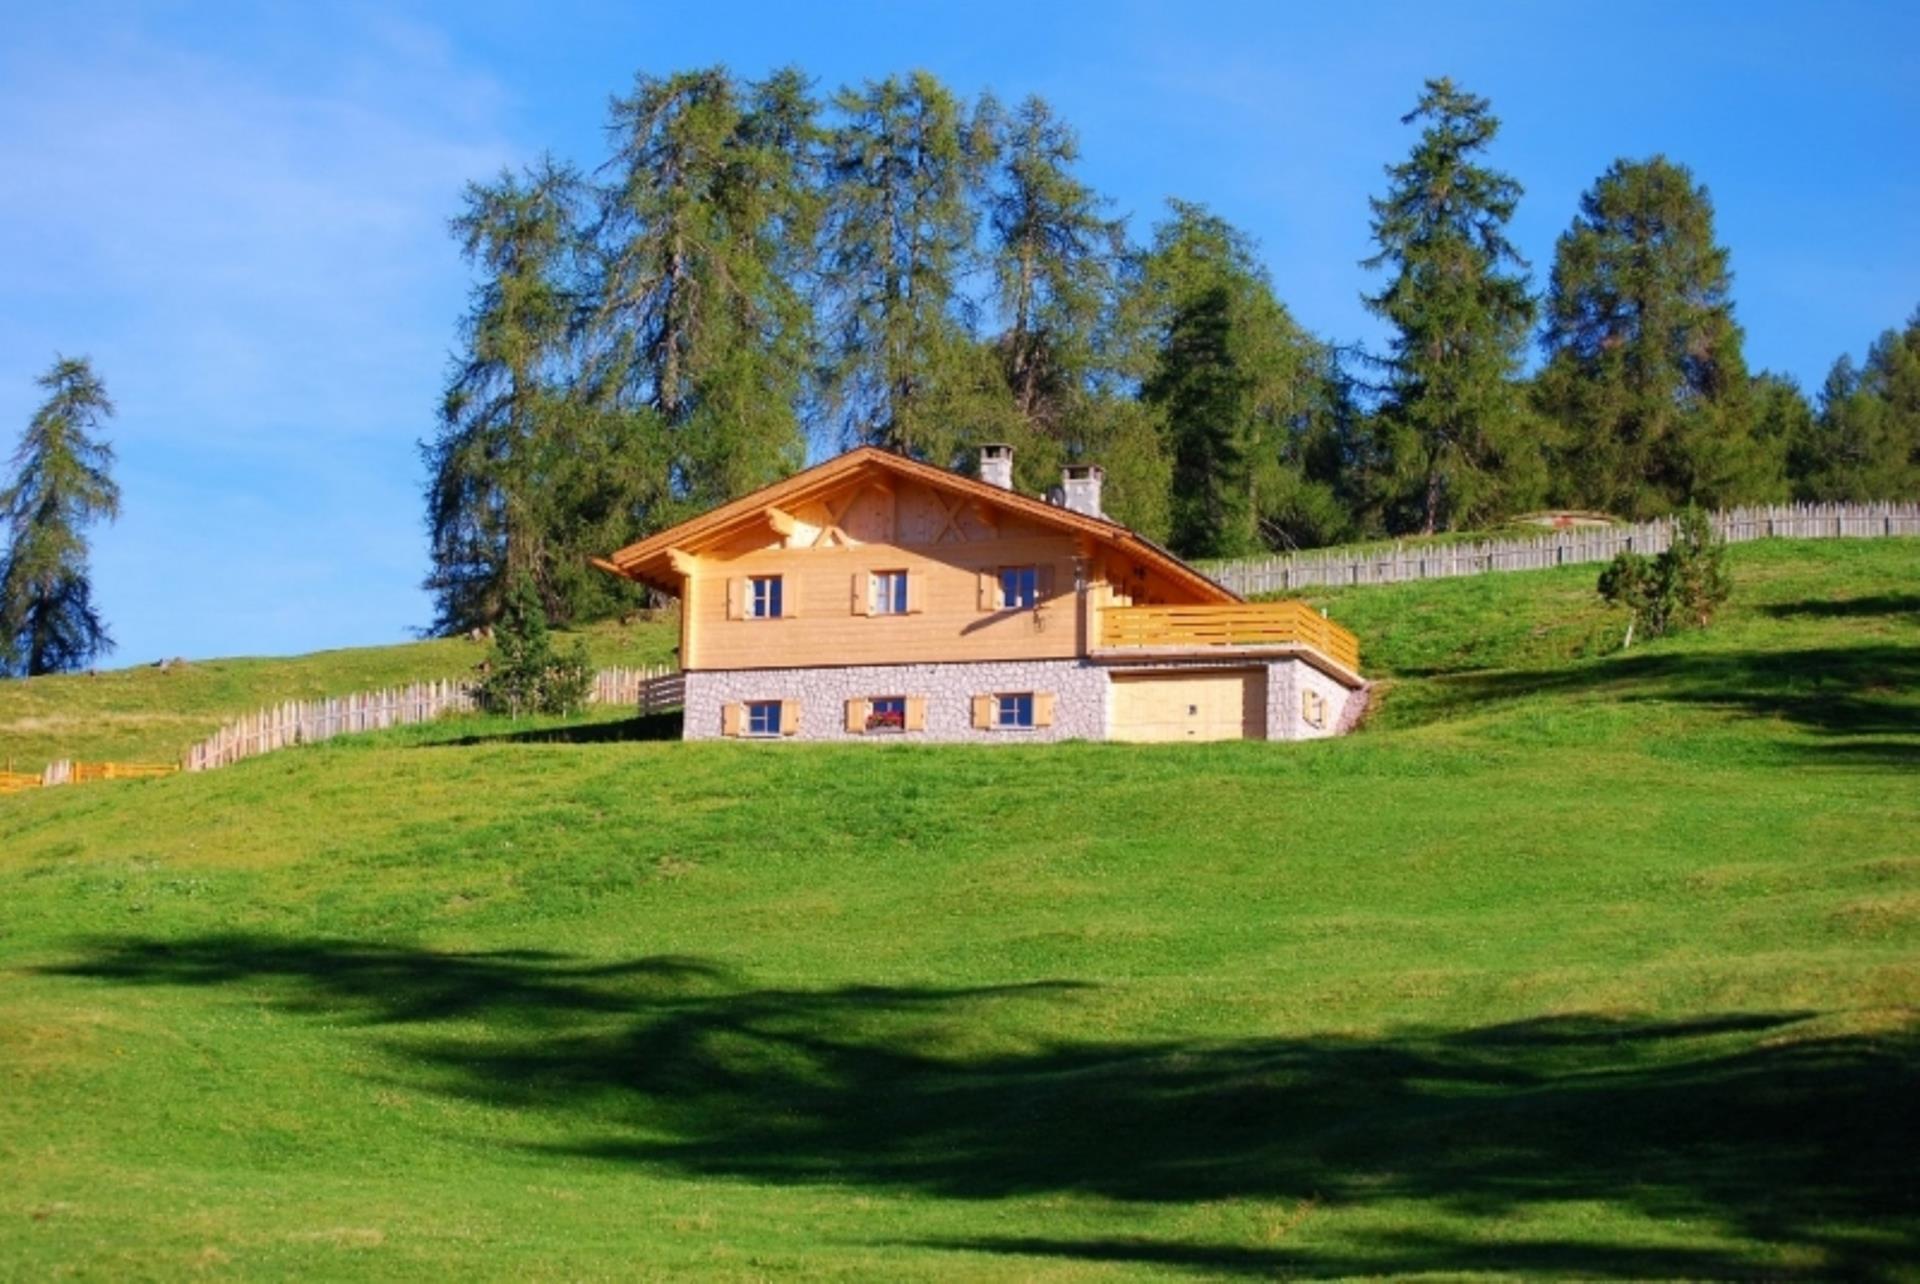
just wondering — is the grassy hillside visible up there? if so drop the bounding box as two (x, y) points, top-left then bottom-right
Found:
(0, 611), (679, 771)
(1, 540), (1916, 1279)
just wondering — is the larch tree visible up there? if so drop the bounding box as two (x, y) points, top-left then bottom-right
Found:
(0, 357), (120, 676)
(1791, 309), (1920, 500)
(1536, 156), (1765, 516)
(1130, 202), (1331, 558)
(984, 97), (1128, 472)
(422, 157), (599, 634)
(591, 66), (816, 513)
(1363, 77), (1542, 535)
(818, 71), (999, 462)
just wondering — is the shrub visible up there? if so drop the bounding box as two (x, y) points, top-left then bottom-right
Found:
(477, 574), (593, 717)
(1597, 505), (1730, 646)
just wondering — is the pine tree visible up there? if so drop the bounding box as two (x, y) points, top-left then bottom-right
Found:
(477, 572), (592, 717)
(423, 158), (595, 634)
(591, 66), (815, 511)
(1363, 78), (1542, 534)
(0, 357), (120, 676)
(1537, 156), (1764, 516)
(1792, 309), (1920, 500)
(819, 71), (997, 461)
(1130, 202), (1330, 558)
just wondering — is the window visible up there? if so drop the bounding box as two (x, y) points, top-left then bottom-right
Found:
(995, 693), (1034, 729)
(867, 696), (906, 732)
(749, 575), (783, 619)
(746, 701), (782, 736)
(1000, 566), (1038, 609)
(870, 570), (908, 616)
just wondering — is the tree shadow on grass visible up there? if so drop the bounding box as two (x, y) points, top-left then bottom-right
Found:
(43, 935), (1920, 1278)
(430, 710), (684, 747)
(1405, 641), (1920, 763)
(1762, 593), (1920, 621)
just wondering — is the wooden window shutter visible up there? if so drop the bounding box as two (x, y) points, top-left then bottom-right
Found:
(971, 694), (993, 729)
(851, 571), (870, 616)
(721, 703), (743, 737)
(1037, 565), (1056, 601)
(1034, 692), (1056, 727)
(726, 578), (744, 621)
(904, 697), (927, 732)
(779, 700), (801, 736)
(782, 574), (799, 618)
(845, 698), (869, 733)
(907, 569), (926, 613)
(977, 570), (997, 612)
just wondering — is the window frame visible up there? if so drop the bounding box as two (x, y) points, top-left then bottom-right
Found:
(869, 569), (909, 616)
(745, 700), (782, 736)
(999, 565), (1039, 610)
(866, 695), (907, 733)
(748, 575), (783, 620)
(994, 692), (1035, 730)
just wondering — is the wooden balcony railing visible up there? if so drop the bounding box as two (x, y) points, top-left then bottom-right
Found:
(1099, 600), (1361, 672)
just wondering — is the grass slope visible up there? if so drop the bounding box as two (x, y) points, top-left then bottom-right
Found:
(0, 613), (679, 771)
(1, 540), (1916, 1280)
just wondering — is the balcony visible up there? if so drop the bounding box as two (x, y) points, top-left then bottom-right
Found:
(1097, 600), (1361, 675)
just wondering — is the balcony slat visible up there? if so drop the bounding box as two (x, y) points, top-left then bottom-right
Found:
(1100, 600), (1360, 671)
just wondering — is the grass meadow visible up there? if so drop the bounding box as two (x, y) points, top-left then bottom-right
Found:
(1, 539), (1916, 1279)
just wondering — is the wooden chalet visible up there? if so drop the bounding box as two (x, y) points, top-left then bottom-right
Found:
(597, 445), (1364, 742)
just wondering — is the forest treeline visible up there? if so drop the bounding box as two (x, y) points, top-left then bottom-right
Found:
(421, 68), (1920, 633)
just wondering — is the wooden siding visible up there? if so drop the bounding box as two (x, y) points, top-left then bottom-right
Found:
(686, 532), (1086, 670)
(1099, 600), (1361, 674)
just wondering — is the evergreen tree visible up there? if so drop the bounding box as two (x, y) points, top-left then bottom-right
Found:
(1747, 372), (1810, 502)
(1537, 156), (1764, 515)
(819, 71), (997, 460)
(1130, 202), (1331, 558)
(984, 97), (1128, 477)
(1792, 309), (1920, 500)
(1363, 78), (1542, 534)
(476, 572), (592, 717)
(591, 66), (815, 510)
(0, 357), (120, 676)
(423, 158), (597, 634)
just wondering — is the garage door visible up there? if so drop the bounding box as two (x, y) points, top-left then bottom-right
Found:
(1109, 669), (1267, 742)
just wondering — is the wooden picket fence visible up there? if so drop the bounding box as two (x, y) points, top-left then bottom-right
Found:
(181, 665), (683, 773)
(1199, 501), (1920, 596)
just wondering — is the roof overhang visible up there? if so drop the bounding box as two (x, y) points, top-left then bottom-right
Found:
(596, 446), (1239, 604)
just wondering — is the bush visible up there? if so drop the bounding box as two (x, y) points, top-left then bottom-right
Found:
(477, 574), (593, 717)
(1597, 505), (1730, 646)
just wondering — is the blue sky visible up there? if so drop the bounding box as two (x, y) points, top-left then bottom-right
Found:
(3, 1), (1915, 663)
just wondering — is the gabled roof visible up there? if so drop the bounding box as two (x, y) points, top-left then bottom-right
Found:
(594, 446), (1239, 603)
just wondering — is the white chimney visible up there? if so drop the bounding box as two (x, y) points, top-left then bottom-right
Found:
(1061, 463), (1105, 518)
(979, 443), (1014, 490)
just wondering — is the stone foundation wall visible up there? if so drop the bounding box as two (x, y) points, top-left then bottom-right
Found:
(684, 660), (1108, 743)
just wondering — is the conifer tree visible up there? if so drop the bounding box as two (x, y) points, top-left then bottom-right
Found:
(591, 66), (815, 510)
(422, 158), (598, 634)
(819, 71), (998, 460)
(1792, 309), (1920, 500)
(1131, 202), (1331, 558)
(0, 357), (120, 676)
(1363, 78), (1541, 534)
(984, 97), (1128, 476)
(1537, 156), (1764, 515)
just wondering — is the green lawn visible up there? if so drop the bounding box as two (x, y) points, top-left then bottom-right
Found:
(0, 612), (679, 772)
(1, 540), (1916, 1279)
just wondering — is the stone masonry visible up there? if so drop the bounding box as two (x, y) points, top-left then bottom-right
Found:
(684, 659), (1108, 743)
(686, 655), (1362, 742)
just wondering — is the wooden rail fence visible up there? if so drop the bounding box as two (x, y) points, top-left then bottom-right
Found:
(1198, 501), (1920, 596)
(1, 665), (686, 793)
